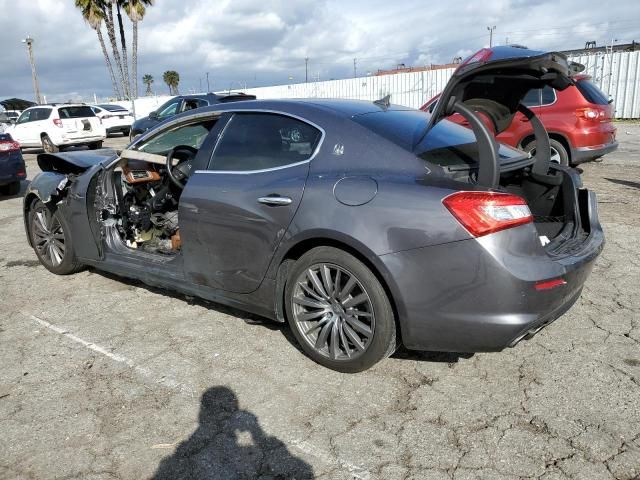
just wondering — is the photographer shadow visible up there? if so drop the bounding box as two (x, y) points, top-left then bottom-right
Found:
(152, 386), (314, 480)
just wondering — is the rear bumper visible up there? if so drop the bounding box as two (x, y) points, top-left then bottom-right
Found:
(572, 141), (618, 164)
(0, 154), (27, 185)
(380, 191), (604, 352)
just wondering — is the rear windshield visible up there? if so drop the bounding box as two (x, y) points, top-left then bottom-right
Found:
(576, 80), (610, 105)
(97, 104), (127, 112)
(58, 106), (96, 119)
(352, 109), (524, 168)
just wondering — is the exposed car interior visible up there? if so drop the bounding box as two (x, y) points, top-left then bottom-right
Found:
(101, 112), (322, 256)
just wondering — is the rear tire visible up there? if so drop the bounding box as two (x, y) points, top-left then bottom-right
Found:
(88, 141), (103, 150)
(41, 135), (59, 153)
(285, 246), (396, 373)
(28, 199), (83, 275)
(523, 138), (569, 166)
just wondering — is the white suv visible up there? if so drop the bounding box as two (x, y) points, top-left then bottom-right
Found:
(6, 104), (106, 152)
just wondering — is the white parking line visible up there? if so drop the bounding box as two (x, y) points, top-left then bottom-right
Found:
(26, 313), (196, 396)
(24, 312), (372, 479)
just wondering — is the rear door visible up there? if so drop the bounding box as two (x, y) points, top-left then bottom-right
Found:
(57, 106), (101, 139)
(11, 109), (40, 145)
(180, 111), (323, 293)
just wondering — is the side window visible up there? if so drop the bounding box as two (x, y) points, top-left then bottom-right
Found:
(540, 86), (556, 105)
(182, 99), (208, 112)
(209, 113), (322, 172)
(136, 119), (217, 155)
(32, 108), (52, 121)
(16, 110), (33, 124)
(157, 100), (182, 120)
(522, 89), (541, 107)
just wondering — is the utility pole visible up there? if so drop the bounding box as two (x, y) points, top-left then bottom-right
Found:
(199, 78), (202, 92)
(305, 57), (309, 83)
(22, 36), (42, 104)
(353, 58), (357, 78)
(206, 72), (210, 92)
(487, 26), (496, 48)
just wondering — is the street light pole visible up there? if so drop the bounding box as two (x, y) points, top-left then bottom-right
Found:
(487, 26), (496, 48)
(305, 57), (309, 83)
(22, 36), (42, 104)
(206, 72), (210, 92)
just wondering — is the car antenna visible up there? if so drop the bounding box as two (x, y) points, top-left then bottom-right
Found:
(373, 94), (391, 110)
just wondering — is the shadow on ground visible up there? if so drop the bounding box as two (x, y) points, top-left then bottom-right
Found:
(605, 177), (640, 190)
(151, 386), (315, 480)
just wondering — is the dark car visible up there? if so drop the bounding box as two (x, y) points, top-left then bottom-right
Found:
(23, 47), (603, 372)
(129, 92), (256, 140)
(421, 72), (617, 166)
(0, 133), (26, 196)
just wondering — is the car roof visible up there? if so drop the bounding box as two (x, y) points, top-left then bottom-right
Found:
(189, 98), (414, 118)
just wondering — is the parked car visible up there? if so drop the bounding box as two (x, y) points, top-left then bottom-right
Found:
(0, 133), (26, 196)
(23, 47), (603, 372)
(6, 104), (106, 153)
(91, 104), (134, 137)
(421, 72), (617, 166)
(129, 92), (256, 140)
(4, 110), (21, 122)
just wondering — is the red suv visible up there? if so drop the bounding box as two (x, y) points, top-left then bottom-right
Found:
(421, 74), (617, 165)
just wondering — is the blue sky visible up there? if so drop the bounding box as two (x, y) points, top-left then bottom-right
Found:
(1, 0), (639, 102)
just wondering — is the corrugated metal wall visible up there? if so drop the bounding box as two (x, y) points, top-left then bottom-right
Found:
(242, 50), (640, 118)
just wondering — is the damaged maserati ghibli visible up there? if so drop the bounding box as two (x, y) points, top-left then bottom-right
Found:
(24, 47), (604, 372)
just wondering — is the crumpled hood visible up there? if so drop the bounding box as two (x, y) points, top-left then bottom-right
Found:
(38, 149), (118, 174)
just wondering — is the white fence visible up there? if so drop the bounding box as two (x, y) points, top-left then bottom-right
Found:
(114, 50), (640, 119)
(240, 50), (640, 119)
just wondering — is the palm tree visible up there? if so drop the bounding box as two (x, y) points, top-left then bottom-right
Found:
(123, 0), (154, 99)
(163, 71), (180, 95)
(142, 74), (154, 96)
(75, 0), (121, 99)
(113, 1), (131, 99)
(103, 1), (129, 98)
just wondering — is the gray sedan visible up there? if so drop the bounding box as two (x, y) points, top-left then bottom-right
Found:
(23, 47), (603, 372)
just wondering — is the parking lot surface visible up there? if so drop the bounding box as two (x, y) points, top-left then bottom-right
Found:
(1, 127), (639, 480)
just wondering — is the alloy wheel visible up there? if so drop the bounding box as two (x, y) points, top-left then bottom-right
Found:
(291, 263), (375, 361)
(32, 206), (66, 267)
(530, 145), (562, 164)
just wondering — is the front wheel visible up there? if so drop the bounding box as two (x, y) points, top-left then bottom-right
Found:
(88, 141), (103, 150)
(0, 181), (20, 196)
(523, 138), (570, 166)
(285, 247), (397, 373)
(29, 200), (83, 275)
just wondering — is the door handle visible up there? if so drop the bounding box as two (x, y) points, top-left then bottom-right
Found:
(257, 196), (292, 206)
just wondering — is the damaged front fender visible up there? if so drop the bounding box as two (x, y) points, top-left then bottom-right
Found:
(27, 171), (70, 204)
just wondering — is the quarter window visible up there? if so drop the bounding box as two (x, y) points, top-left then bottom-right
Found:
(540, 86), (556, 105)
(522, 89), (541, 107)
(209, 113), (322, 172)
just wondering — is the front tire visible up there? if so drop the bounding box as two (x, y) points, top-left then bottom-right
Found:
(285, 247), (396, 373)
(28, 200), (82, 275)
(523, 138), (570, 166)
(1, 181), (20, 196)
(88, 141), (103, 150)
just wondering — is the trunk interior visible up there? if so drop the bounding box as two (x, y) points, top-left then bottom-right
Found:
(500, 167), (589, 254)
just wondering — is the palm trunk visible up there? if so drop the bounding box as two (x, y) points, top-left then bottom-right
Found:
(96, 27), (121, 99)
(116, 3), (131, 99)
(132, 21), (138, 99)
(104, 6), (128, 99)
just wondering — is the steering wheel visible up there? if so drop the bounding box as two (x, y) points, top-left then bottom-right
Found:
(166, 145), (198, 189)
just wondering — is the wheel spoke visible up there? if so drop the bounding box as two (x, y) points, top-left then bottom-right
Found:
(329, 322), (339, 359)
(338, 323), (351, 358)
(343, 323), (365, 351)
(342, 293), (368, 309)
(338, 276), (357, 301)
(297, 309), (328, 322)
(315, 320), (333, 350)
(35, 211), (49, 234)
(307, 269), (329, 299)
(52, 239), (65, 252)
(333, 269), (341, 297)
(293, 296), (328, 310)
(299, 282), (325, 302)
(49, 243), (63, 265)
(321, 265), (333, 298)
(304, 315), (330, 335)
(345, 315), (372, 337)
(348, 309), (372, 318)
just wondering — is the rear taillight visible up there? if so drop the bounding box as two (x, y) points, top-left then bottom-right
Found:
(443, 191), (533, 237)
(535, 278), (566, 291)
(53, 118), (63, 128)
(0, 140), (21, 152)
(575, 107), (605, 121)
